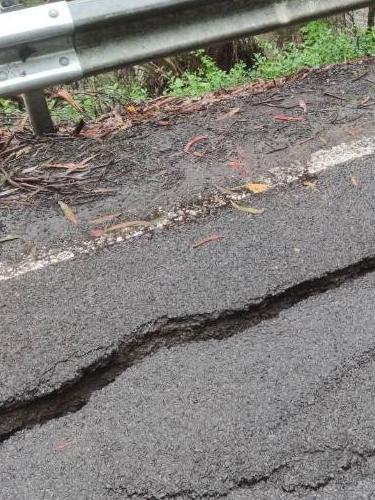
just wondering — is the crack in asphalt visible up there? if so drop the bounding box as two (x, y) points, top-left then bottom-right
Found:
(2, 254), (375, 445)
(104, 448), (375, 499)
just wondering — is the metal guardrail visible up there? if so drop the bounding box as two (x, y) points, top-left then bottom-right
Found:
(0, 0), (55, 132)
(0, 0), (372, 134)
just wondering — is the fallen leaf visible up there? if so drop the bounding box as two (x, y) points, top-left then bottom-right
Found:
(193, 235), (224, 249)
(47, 162), (85, 175)
(184, 136), (208, 157)
(217, 107), (241, 120)
(360, 96), (370, 106)
(79, 113), (128, 139)
(45, 154), (97, 175)
(230, 201), (265, 215)
(89, 212), (121, 225)
(299, 99), (308, 113)
(158, 120), (171, 127)
(273, 114), (304, 122)
(303, 180), (318, 191)
(346, 127), (362, 137)
(54, 89), (84, 114)
(90, 188), (116, 194)
(80, 126), (118, 140)
(80, 154), (99, 165)
(352, 176), (358, 187)
(58, 201), (79, 225)
(127, 105), (137, 114)
(107, 220), (152, 232)
(89, 228), (105, 238)
(0, 235), (21, 243)
(244, 182), (269, 194)
(226, 158), (243, 170)
(21, 165), (40, 174)
(15, 146), (32, 159)
(297, 136), (315, 145)
(53, 441), (69, 452)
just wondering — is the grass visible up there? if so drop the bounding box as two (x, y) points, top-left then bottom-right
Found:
(0, 73), (149, 125)
(166, 49), (249, 97)
(251, 21), (375, 81)
(49, 75), (149, 123)
(1, 20), (375, 125)
(167, 21), (375, 96)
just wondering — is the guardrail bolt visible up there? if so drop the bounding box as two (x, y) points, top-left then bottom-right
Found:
(0, 0), (23, 13)
(48, 8), (59, 18)
(59, 56), (70, 67)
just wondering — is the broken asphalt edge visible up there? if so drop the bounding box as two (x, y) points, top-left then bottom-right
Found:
(1, 252), (375, 444)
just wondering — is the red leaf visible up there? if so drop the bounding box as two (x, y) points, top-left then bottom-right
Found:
(89, 228), (105, 238)
(158, 120), (172, 127)
(46, 162), (86, 175)
(54, 89), (84, 114)
(184, 136), (208, 157)
(193, 235), (224, 249)
(273, 114), (304, 122)
(226, 158), (243, 170)
(53, 441), (69, 452)
(299, 99), (308, 113)
(217, 107), (241, 120)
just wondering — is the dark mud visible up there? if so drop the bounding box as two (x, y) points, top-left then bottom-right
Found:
(1, 59), (374, 264)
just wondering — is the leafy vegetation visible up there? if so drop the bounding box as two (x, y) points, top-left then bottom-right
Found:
(49, 75), (148, 123)
(0, 98), (19, 116)
(166, 50), (249, 97)
(1, 20), (375, 124)
(168, 21), (375, 96)
(252, 21), (375, 80)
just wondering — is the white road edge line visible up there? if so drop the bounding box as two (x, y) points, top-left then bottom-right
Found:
(1, 137), (374, 282)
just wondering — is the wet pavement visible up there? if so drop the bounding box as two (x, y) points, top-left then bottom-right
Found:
(1, 60), (375, 499)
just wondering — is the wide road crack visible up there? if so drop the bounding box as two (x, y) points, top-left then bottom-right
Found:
(2, 254), (375, 443)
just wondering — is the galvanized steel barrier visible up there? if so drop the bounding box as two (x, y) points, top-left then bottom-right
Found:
(0, 0), (372, 133)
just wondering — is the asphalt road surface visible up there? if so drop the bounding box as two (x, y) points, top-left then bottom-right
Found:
(1, 60), (375, 499)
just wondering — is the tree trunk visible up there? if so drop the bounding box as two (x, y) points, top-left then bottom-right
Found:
(368, 3), (375, 29)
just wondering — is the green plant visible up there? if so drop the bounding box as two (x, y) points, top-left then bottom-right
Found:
(166, 21), (375, 98)
(251, 21), (375, 80)
(0, 98), (20, 116)
(2, 20), (375, 127)
(166, 49), (249, 97)
(49, 76), (149, 124)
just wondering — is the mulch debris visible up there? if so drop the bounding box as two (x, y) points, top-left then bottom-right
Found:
(1, 57), (374, 210)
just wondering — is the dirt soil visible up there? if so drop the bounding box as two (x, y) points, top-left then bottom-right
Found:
(1, 58), (375, 264)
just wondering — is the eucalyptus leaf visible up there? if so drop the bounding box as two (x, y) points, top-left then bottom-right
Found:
(230, 201), (265, 215)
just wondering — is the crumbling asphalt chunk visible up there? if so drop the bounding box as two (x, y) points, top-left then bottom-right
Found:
(2, 155), (375, 432)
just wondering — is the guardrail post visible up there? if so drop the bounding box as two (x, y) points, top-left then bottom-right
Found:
(1, 0), (373, 138)
(22, 90), (55, 135)
(1, 0), (55, 134)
